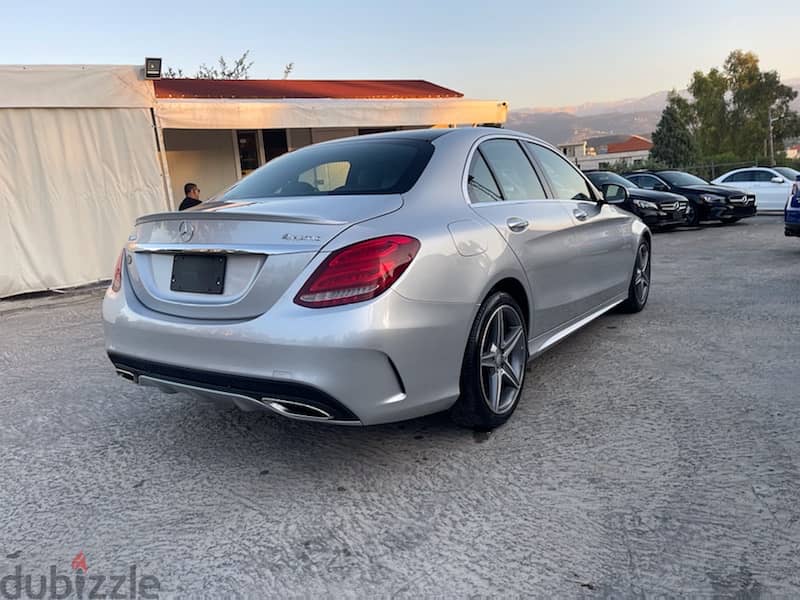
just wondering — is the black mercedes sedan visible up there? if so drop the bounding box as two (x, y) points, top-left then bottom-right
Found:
(623, 170), (756, 226)
(585, 170), (688, 229)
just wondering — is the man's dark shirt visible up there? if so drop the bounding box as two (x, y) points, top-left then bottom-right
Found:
(179, 197), (201, 211)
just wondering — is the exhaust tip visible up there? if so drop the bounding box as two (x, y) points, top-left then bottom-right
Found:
(116, 368), (136, 383)
(263, 398), (333, 421)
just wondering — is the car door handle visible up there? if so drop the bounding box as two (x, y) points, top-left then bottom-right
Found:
(573, 208), (588, 221)
(506, 217), (529, 232)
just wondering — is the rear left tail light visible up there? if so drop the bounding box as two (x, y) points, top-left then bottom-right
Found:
(295, 235), (420, 308)
(110, 249), (124, 292)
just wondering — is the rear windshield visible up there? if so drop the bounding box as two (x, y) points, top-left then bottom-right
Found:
(774, 167), (800, 180)
(221, 139), (434, 199)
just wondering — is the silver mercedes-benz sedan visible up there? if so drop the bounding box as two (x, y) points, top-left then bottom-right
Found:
(103, 127), (650, 429)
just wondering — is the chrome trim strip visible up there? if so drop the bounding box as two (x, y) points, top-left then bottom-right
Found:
(136, 211), (346, 226)
(135, 375), (363, 425)
(530, 294), (627, 357)
(130, 242), (318, 255)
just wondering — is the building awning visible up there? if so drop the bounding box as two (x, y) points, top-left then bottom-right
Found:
(155, 98), (507, 129)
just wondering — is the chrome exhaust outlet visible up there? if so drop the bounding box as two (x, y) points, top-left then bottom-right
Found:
(116, 368), (137, 383)
(262, 398), (334, 422)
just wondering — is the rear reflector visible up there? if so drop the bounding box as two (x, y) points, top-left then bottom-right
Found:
(295, 235), (420, 308)
(110, 249), (124, 292)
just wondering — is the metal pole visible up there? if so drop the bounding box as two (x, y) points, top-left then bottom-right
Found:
(768, 107), (776, 167)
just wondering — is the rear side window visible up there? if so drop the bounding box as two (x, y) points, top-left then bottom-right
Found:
(526, 143), (593, 201)
(753, 170), (776, 182)
(629, 175), (661, 190)
(467, 152), (503, 203)
(723, 172), (746, 183)
(725, 170), (764, 183)
(222, 139), (434, 199)
(477, 139), (547, 201)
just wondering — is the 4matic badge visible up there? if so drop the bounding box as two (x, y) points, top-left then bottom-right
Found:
(282, 233), (321, 242)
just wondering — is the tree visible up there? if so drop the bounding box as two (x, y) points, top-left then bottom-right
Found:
(650, 91), (698, 167)
(283, 62), (294, 79)
(163, 66), (184, 78)
(688, 67), (729, 156)
(687, 50), (800, 161)
(723, 50), (799, 159)
(163, 51), (254, 79)
(196, 50), (254, 79)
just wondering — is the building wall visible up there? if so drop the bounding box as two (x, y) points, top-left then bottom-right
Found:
(575, 149), (651, 171)
(164, 129), (238, 204)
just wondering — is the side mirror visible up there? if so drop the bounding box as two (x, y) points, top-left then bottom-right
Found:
(771, 176), (785, 184)
(601, 183), (629, 204)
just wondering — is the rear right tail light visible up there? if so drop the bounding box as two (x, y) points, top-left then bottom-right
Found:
(110, 249), (124, 292)
(294, 235), (420, 308)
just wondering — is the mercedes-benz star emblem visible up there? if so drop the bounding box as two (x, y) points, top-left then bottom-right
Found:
(178, 221), (194, 242)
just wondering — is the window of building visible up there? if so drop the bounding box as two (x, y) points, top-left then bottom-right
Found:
(262, 129), (289, 162)
(237, 130), (260, 176)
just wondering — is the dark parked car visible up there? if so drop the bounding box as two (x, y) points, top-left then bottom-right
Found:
(623, 170), (756, 226)
(585, 170), (688, 229)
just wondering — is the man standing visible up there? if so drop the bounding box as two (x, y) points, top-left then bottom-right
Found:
(179, 182), (201, 211)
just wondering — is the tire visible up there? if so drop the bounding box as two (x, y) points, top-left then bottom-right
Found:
(720, 217), (741, 224)
(450, 292), (528, 430)
(684, 203), (701, 227)
(618, 238), (651, 313)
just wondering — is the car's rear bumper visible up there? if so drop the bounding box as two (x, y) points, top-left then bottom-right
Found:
(103, 279), (474, 425)
(785, 218), (800, 237)
(108, 352), (364, 423)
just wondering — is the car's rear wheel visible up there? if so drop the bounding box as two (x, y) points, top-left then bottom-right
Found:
(451, 292), (528, 430)
(618, 239), (651, 313)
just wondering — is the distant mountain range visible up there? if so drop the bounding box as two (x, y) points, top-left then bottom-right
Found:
(507, 78), (800, 146)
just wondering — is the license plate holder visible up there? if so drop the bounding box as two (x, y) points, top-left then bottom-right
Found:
(170, 254), (227, 294)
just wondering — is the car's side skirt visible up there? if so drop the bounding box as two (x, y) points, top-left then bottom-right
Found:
(528, 293), (628, 359)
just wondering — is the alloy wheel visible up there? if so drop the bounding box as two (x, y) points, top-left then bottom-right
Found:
(634, 244), (650, 304)
(479, 305), (526, 414)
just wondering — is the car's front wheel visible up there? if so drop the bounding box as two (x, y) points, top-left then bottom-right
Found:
(618, 238), (651, 313)
(684, 203), (700, 226)
(451, 292), (528, 430)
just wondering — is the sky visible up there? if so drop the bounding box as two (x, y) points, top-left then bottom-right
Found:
(1, 0), (797, 109)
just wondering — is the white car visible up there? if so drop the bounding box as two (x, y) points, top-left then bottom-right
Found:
(711, 167), (800, 211)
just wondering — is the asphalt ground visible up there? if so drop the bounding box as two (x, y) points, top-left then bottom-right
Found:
(1, 215), (799, 598)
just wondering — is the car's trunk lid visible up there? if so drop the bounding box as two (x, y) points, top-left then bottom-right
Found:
(125, 195), (402, 319)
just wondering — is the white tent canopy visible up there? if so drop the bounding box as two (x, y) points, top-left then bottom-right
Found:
(0, 66), (167, 298)
(0, 65), (154, 108)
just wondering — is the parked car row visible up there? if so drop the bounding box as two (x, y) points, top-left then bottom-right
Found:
(583, 169), (758, 228)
